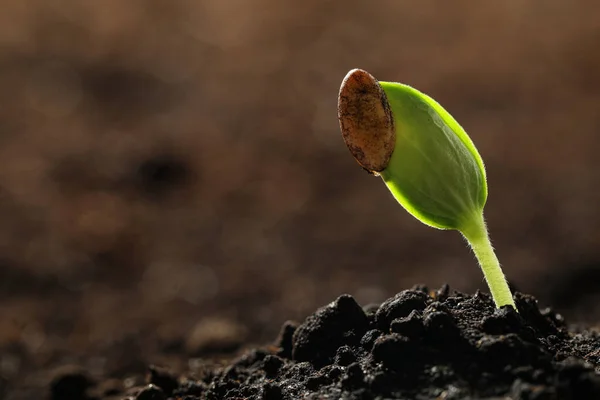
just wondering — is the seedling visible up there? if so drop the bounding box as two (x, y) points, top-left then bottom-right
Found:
(337, 69), (515, 309)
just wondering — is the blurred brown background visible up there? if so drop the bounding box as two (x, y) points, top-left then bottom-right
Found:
(1, 0), (599, 397)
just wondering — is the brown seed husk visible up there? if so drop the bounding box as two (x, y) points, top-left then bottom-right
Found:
(337, 69), (395, 173)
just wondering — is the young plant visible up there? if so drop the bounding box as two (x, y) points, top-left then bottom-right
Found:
(337, 69), (515, 309)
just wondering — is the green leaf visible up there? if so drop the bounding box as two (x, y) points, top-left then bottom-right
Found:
(378, 81), (487, 231)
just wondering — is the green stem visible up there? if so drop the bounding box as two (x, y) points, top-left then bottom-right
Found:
(460, 213), (516, 309)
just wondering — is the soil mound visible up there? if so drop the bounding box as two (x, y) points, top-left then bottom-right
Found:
(53, 286), (600, 400)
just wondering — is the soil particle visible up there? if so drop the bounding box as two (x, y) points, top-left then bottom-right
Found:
(261, 354), (284, 377)
(335, 345), (357, 366)
(68, 286), (600, 399)
(359, 329), (382, 351)
(375, 289), (431, 330)
(260, 382), (283, 400)
(390, 309), (425, 338)
(49, 366), (94, 400)
(135, 384), (166, 400)
(372, 333), (422, 371)
(291, 294), (369, 366)
(274, 321), (297, 359)
(146, 365), (178, 396)
(480, 304), (525, 335)
(341, 362), (365, 390)
(585, 348), (600, 365)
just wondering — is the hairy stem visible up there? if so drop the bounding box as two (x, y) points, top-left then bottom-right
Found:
(460, 213), (515, 309)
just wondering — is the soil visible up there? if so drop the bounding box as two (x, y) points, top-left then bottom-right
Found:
(46, 285), (599, 400)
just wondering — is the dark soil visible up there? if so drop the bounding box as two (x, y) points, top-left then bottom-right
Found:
(50, 285), (600, 400)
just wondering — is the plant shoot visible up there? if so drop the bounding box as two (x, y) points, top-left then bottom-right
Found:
(338, 69), (515, 309)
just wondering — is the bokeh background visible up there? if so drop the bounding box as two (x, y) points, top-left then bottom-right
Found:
(1, 0), (599, 397)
